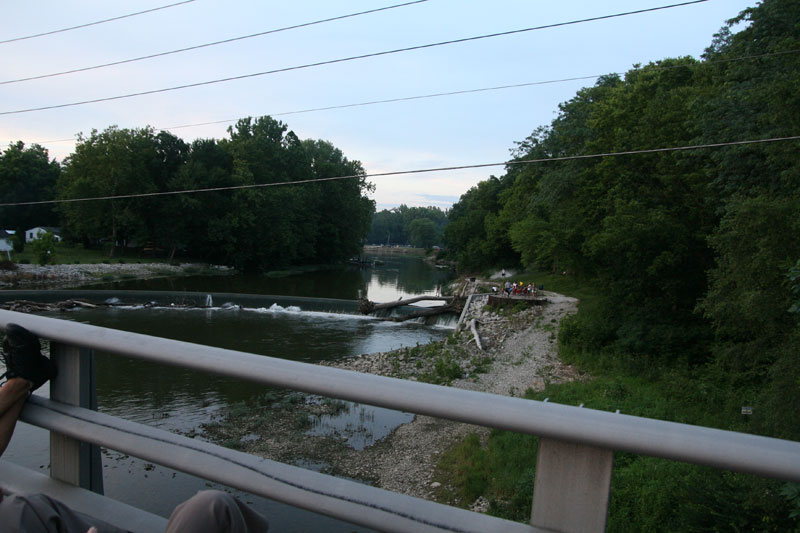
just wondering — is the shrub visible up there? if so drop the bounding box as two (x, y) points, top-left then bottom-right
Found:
(30, 232), (58, 265)
(12, 234), (24, 253)
(0, 260), (18, 271)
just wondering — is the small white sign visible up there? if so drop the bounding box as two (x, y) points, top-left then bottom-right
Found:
(741, 406), (753, 415)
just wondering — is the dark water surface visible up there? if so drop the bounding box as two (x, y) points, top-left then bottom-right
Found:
(2, 254), (455, 531)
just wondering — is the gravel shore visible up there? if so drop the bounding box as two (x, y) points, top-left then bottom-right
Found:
(204, 289), (581, 508)
(336, 291), (581, 502)
(0, 262), (231, 289)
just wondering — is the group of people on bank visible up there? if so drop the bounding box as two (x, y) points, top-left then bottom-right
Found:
(492, 280), (538, 297)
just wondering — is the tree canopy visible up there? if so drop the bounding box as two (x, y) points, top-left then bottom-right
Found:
(366, 205), (447, 247)
(445, 0), (799, 421)
(1, 116), (375, 271)
(0, 142), (60, 234)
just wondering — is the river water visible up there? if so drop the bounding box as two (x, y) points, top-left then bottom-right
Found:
(1, 253), (455, 531)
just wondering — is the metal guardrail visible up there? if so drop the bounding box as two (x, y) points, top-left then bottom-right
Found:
(2, 309), (800, 532)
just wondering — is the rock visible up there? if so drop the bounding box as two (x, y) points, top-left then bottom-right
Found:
(430, 481), (441, 489)
(470, 496), (490, 513)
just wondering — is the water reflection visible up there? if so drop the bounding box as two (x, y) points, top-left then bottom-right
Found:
(3, 254), (453, 530)
(306, 399), (414, 451)
(78, 253), (454, 303)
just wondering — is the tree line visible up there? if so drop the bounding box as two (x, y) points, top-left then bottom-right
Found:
(440, 2), (799, 527)
(444, 0), (799, 437)
(0, 116), (375, 271)
(366, 205), (448, 248)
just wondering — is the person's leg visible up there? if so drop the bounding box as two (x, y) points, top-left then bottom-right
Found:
(0, 323), (56, 458)
(166, 490), (269, 533)
(0, 378), (31, 458)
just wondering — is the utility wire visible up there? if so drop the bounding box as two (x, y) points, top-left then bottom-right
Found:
(0, 1), (431, 85)
(19, 48), (800, 146)
(0, 0), (710, 116)
(0, 1), (196, 45)
(161, 48), (800, 126)
(2, 135), (797, 207)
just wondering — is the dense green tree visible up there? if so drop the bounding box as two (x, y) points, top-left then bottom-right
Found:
(366, 205), (447, 246)
(699, 0), (800, 202)
(147, 132), (190, 260)
(695, 0), (800, 438)
(408, 218), (437, 248)
(168, 138), (236, 261)
(368, 209), (406, 245)
(53, 117), (373, 270)
(187, 117), (375, 271)
(30, 231), (58, 265)
(444, 176), (518, 271)
(444, 0), (798, 363)
(58, 126), (164, 254)
(0, 142), (60, 233)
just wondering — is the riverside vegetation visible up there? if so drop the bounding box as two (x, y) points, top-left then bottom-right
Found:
(435, 2), (800, 530)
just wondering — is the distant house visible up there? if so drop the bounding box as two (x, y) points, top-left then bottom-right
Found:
(0, 230), (13, 258)
(25, 226), (62, 243)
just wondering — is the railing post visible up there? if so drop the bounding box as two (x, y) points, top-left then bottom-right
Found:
(49, 342), (104, 494)
(530, 438), (613, 533)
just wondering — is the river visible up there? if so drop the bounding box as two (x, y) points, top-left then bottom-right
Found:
(1, 253), (455, 531)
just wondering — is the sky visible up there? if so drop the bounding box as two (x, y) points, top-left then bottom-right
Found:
(0, 0), (758, 211)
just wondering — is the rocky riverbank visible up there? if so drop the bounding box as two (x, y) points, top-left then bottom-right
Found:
(0, 262), (233, 289)
(201, 287), (582, 509)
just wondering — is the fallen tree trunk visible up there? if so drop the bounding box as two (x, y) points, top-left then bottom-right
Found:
(358, 295), (452, 314)
(360, 294), (464, 323)
(379, 304), (458, 323)
(469, 318), (484, 351)
(0, 299), (101, 313)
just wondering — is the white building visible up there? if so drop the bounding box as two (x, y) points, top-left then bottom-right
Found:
(25, 226), (62, 243)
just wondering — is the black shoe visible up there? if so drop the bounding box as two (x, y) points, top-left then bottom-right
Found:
(1, 323), (57, 391)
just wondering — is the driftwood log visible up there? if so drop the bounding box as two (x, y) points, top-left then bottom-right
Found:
(0, 299), (100, 313)
(469, 318), (484, 350)
(358, 295), (462, 323)
(358, 295), (452, 314)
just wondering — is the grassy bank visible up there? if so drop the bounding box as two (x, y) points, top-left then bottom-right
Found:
(10, 243), (176, 265)
(436, 271), (800, 531)
(362, 245), (426, 256)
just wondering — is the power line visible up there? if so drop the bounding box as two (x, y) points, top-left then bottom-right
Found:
(2, 135), (797, 208)
(0, 0), (710, 116)
(17, 48), (800, 146)
(0, 1), (431, 85)
(0, 1), (196, 45)
(160, 48), (800, 126)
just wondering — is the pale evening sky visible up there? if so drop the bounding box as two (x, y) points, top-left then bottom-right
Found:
(0, 0), (757, 210)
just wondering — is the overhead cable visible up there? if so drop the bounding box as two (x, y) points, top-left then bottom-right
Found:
(0, 0), (710, 116)
(18, 48), (800, 146)
(2, 135), (797, 208)
(0, 0), (431, 85)
(0, 1), (196, 45)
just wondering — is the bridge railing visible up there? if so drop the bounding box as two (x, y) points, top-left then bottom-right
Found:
(2, 309), (800, 533)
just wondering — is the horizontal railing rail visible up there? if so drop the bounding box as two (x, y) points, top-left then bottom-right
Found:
(2, 309), (800, 532)
(20, 396), (535, 533)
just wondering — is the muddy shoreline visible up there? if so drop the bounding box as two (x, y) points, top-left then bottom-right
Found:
(0, 262), (232, 290)
(202, 289), (581, 508)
